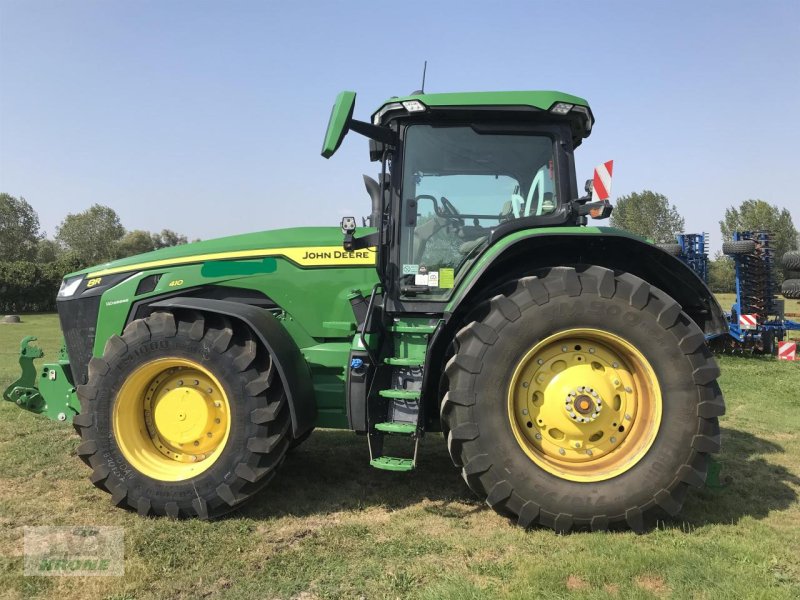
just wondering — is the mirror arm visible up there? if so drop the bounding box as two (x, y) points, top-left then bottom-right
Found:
(349, 119), (396, 145)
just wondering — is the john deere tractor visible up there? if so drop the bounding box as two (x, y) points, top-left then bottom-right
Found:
(4, 90), (728, 531)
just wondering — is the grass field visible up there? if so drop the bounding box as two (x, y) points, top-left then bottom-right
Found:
(1, 313), (799, 599)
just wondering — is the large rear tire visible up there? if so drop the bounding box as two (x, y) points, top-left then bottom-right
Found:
(441, 266), (724, 532)
(73, 311), (291, 518)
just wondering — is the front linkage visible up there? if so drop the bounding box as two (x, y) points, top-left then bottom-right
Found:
(2, 336), (79, 422)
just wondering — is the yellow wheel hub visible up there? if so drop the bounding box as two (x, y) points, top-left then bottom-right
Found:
(113, 358), (231, 481)
(508, 329), (662, 482)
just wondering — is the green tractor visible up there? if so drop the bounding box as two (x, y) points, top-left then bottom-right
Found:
(4, 90), (727, 531)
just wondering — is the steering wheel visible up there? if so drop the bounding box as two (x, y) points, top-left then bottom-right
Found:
(440, 196), (465, 227)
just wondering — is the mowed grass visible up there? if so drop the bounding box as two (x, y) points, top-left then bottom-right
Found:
(1, 313), (799, 599)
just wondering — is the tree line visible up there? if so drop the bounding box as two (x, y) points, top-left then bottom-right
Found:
(609, 191), (798, 292)
(1, 193), (194, 312)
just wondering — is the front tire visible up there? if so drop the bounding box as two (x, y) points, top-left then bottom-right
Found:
(441, 266), (724, 532)
(73, 311), (291, 518)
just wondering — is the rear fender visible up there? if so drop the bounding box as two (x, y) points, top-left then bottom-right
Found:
(149, 297), (316, 437)
(446, 230), (727, 336)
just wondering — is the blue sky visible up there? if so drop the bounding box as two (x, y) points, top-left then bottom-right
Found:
(1, 0), (798, 253)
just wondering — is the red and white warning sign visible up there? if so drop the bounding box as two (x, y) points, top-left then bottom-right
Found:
(739, 314), (758, 330)
(591, 160), (614, 202)
(778, 341), (797, 361)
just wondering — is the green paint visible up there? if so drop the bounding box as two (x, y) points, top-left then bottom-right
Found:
(3, 338), (77, 422)
(369, 456), (415, 472)
(378, 389), (421, 400)
(446, 226), (644, 311)
(321, 90), (356, 158)
(374, 422), (416, 434)
(200, 257), (277, 277)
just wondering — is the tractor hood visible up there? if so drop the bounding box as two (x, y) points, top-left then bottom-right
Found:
(66, 226), (375, 280)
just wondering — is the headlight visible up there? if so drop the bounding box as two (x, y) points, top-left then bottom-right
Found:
(57, 276), (83, 298)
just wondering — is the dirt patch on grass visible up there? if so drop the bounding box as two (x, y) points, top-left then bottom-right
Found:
(635, 574), (669, 596)
(604, 583), (620, 595)
(566, 575), (589, 590)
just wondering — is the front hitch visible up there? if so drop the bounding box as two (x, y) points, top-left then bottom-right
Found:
(3, 337), (79, 422)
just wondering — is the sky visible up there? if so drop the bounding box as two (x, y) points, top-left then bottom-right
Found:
(1, 0), (798, 254)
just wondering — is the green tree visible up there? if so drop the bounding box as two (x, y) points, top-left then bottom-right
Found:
(152, 229), (188, 249)
(0, 193), (42, 261)
(114, 230), (156, 258)
(610, 190), (685, 243)
(719, 199), (798, 268)
(35, 238), (62, 262)
(708, 253), (735, 293)
(56, 204), (125, 265)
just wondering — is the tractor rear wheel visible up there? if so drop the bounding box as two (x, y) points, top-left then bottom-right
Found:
(781, 279), (800, 299)
(722, 240), (756, 256)
(442, 266), (723, 532)
(73, 311), (291, 518)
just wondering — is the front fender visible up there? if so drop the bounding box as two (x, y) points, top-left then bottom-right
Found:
(150, 297), (316, 437)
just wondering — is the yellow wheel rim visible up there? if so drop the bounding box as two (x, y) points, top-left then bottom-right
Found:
(113, 358), (231, 482)
(508, 329), (662, 482)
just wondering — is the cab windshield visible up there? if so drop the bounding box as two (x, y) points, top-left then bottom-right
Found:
(398, 124), (557, 298)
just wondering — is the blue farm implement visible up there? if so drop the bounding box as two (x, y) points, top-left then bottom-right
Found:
(713, 231), (800, 353)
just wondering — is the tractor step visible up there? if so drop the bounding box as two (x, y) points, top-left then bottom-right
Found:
(374, 421), (416, 434)
(370, 456), (415, 471)
(384, 357), (424, 367)
(389, 324), (437, 334)
(378, 389), (420, 400)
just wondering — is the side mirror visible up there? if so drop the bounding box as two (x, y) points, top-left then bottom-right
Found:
(321, 91), (357, 159)
(584, 179), (593, 195)
(321, 91), (396, 159)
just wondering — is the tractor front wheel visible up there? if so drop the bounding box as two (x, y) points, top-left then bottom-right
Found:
(442, 266), (724, 532)
(73, 311), (291, 518)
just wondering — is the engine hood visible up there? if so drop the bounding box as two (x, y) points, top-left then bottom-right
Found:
(67, 226), (375, 278)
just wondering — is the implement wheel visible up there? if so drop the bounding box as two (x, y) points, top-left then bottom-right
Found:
(782, 251), (800, 271)
(722, 240), (756, 256)
(73, 311), (291, 518)
(442, 266), (724, 532)
(782, 279), (800, 299)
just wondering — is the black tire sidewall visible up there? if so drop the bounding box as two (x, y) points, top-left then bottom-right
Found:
(92, 332), (258, 509)
(470, 289), (698, 518)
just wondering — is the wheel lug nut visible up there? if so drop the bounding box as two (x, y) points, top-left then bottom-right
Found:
(537, 359), (544, 365)
(610, 436), (617, 443)
(535, 433), (542, 440)
(522, 382), (529, 388)
(207, 432), (212, 438)
(559, 448), (566, 455)
(177, 380), (183, 386)
(561, 346), (568, 352)
(193, 441), (200, 446)
(589, 348), (595, 354)
(586, 449), (593, 456)
(625, 387), (632, 393)
(625, 414), (632, 421)
(214, 418), (221, 424)
(207, 388), (213, 394)
(612, 362), (619, 368)
(522, 409), (528, 415)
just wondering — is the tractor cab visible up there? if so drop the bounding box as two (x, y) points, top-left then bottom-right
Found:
(322, 91), (602, 307)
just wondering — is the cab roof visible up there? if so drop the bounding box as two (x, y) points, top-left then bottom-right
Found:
(372, 90), (594, 143)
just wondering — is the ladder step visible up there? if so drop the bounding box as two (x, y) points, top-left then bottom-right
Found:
(390, 324), (437, 334)
(370, 456), (415, 471)
(374, 421), (416, 434)
(384, 357), (424, 367)
(378, 389), (421, 400)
